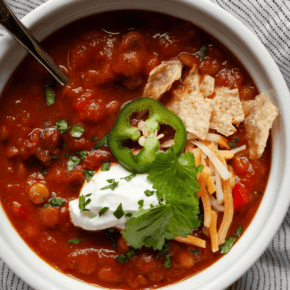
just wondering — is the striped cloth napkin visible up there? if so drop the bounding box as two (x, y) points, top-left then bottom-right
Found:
(0, 0), (289, 289)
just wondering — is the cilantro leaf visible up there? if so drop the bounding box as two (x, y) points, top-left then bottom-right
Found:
(121, 173), (136, 181)
(67, 156), (81, 170)
(68, 238), (81, 244)
(199, 44), (207, 61)
(91, 137), (98, 141)
(229, 138), (240, 149)
(164, 254), (171, 268)
(45, 87), (55, 106)
(147, 149), (203, 202)
(123, 201), (200, 250)
(116, 254), (127, 263)
(55, 119), (70, 133)
(99, 207), (109, 217)
(79, 193), (92, 213)
(236, 225), (242, 237)
(156, 244), (171, 258)
(93, 135), (109, 150)
(104, 228), (117, 247)
(42, 169), (47, 175)
(125, 212), (133, 218)
(49, 197), (66, 207)
(189, 249), (200, 255)
(144, 190), (155, 197)
(76, 149), (87, 160)
(220, 237), (237, 254)
(116, 248), (136, 263)
(43, 79), (54, 88)
(138, 200), (144, 209)
(70, 123), (84, 138)
(113, 203), (124, 219)
(101, 162), (111, 171)
(101, 179), (119, 191)
(84, 170), (94, 182)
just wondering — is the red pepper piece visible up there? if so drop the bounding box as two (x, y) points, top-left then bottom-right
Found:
(12, 202), (30, 218)
(232, 184), (248, 210)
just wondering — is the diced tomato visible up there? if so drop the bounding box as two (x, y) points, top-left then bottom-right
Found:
(12, 202), (30, 218)
(232, 184), (248, 210)
(232, 157), (250, 175)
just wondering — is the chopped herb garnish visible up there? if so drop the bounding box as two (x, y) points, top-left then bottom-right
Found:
(116, 254), (127, 263)
(68, 238), (81, 244)
(236, 225), (242, 237)
(125, 212), (133, 218)
(63, 143), (66, 148)
(47, 197), (66, 207)
(122, 149), (203, 250)
(164, 254), (171, 268)
(138, 200), (144, 209)
(101, 179), (119, 191)
(91, 137), (98, 141)
(220, 237), (237, 254)
(228, 138), (240, 149)
(84, 170), (94, 182)
(199, 44), (207, 61)
(67, 156), (81, 170)
(55, 119), (70, 133)
(113, 203), (124, 219)
(116, 248), (136, 263)
(121, 173), (136, 181)
(79, 193), (92, 213)
(37, 107), (41, 111)
(43, 79), (54, 88)
(44, 204), (50, 208)
(42, 169), (47, 175)
(45, 87), (55, 106)
(65, 152), (69, 158)
(144, 189), (155, 197)
(189, 249), (200, 255)
(99, 207), (109, 217)
(93, 135), (109, 150)
(101, 162), (111, 171)
(50, 155), (58, 160)
(220, 225), (242, 254)
(104, 228), (117, 247)
(156, 245), (171, 258)
(76, 149), (87, 160)
(70, 123), (84, 138)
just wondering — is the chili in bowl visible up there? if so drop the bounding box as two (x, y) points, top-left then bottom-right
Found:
(0, 1), (289, 290)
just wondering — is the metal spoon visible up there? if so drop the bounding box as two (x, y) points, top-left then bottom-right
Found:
(0, 0), (69, 86)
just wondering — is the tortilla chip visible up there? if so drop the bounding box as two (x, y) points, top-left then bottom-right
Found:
(200, 75), (215, 97)
(176, 98), (214, 139)
(143, 59), (183, 99)
(167, 66), (203, 113)
(210, 87), (244, 136)
(242, 93), (278, 159)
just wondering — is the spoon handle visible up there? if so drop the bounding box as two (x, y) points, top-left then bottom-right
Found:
(0, 0), (69, 86)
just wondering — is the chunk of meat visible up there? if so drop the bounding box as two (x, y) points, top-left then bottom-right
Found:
(68, 251), (97, 275)
(242, 93), (278, 159)
(143, 59), (183, 100)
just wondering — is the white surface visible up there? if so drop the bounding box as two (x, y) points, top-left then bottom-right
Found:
(0, 0), (289, 290)
(69, 164), (158, 231)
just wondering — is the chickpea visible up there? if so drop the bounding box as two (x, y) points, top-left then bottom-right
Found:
(40, 206), (59, 228)
(28, 183), (50, 205)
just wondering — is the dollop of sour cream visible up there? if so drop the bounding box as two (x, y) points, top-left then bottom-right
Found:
(69, 164), (159, 231)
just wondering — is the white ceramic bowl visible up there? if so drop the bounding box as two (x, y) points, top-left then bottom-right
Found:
(0, 0), (289, 289)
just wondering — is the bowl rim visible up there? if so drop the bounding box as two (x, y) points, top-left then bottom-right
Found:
(0, 0), (289, 290)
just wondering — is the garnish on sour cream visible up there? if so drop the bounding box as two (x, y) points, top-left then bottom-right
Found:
(69, 164), (159, 231)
